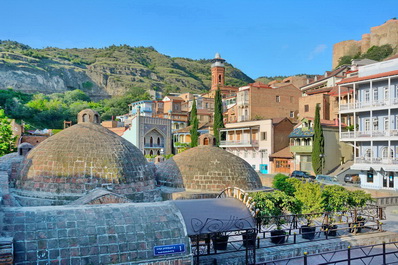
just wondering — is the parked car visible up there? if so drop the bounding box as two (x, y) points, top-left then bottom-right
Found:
(344, 174), (360, 184)
(315, 174), (340, 185)
(290, 170), (315, 180)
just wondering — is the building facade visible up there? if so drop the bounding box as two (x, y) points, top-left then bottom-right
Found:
(219, 118), (294, 173)
(122, 115), (173, 156)
(339, 57), (398, 190)
(289, 118), (352, 174)
(236, 82), (301, 122)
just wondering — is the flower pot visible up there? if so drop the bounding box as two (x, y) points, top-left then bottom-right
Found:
(323, 224), (338, 237)
(212, 235), (229, 251)
(242, 231), (257, 248)
(349, 221), (365, 233)
(301, 225), (316, 240)
(270, 229), (286, 244)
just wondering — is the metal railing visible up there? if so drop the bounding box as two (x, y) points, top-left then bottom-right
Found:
(144, 143), (164, 148)
(219, 140), (259, 146)
(340, 99), (398, 111)
(192, 206), (385, 265)
(341, 129), (398, 138)
(259, 241), (398, 265)
(355, 157), (398, 165)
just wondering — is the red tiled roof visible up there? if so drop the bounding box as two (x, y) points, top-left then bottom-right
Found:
(328, 86), (352, 96)
(164, 96), (184, 101)
(107, 127), (127, 136)
(338, 70), (398, 84)
(248, 81), (272, 89)
(269, 146), (293, 159)
(305, 87), (333, 95)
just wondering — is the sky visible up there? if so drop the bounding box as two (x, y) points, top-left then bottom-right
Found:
(1, 1), (398, 79)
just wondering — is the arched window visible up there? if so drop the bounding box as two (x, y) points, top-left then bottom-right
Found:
(157, 150), (160, 155)
(218, 74), (222, 84)
(94, 114), (99, 123)
(365, 149), (372, 160)
(204, 137), (209, 145)
(382, 147), (394, 159)
(83, 114), (89, 122)
(157, 137), (161, 146)
(150, 137), (153, 147)
(150, 150), (153, 156)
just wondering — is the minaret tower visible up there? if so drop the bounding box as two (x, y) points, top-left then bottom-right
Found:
(211, 53), (226, 91)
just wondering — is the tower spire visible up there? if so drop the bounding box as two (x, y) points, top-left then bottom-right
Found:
(211, 53), (226, 91)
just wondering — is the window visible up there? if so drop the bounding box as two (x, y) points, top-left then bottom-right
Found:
(367, 171), (374, 183)
(364, 90), (370, 102)
(373, 88), (378, 101)
(395, 84), (398, 98)
(304, 105), (309, 112)
(365, 149), (372, 160)
(384, 117), (389, 131)
(384, 87), (389, 101)
(276, 96), (280, 102)
(290, 111), (295, 118)
(373, 118), (379, 131)
(261, 132), (267, 141)
(382, 147), (394, 159)
(365, 118), (370, 131)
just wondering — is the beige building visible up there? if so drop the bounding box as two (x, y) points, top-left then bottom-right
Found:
(220, 118), (294, 173)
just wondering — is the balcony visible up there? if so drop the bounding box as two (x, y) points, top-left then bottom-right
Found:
(237, 98), (249, 106)
(144, 144), (164, 148)
(290, 145), (312, 153)
(341, 130), (398, 139)
(219, 140), (259, 148)
(340, 98), (398, 112)
(355, 157), (398, 165)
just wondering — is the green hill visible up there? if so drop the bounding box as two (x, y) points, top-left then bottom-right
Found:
(0, 41), (254, 99)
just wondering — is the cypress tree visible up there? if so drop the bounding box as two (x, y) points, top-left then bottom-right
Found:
(213, 88), (224, 146)
(0, 109), (16, 157)
(190, 98), (199, 147)
(311, 104), (324, 175)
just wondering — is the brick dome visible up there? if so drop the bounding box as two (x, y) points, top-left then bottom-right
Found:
(16, 121), (159, 203)
(156, 146), (262, 191)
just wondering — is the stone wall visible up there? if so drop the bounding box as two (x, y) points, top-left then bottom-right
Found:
(2, 202), (192, 265)
(333, 19), (398, 68)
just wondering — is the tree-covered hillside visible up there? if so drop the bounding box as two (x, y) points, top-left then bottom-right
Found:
(0, 40), (254, 98)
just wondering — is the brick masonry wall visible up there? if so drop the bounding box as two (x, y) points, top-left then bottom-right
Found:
(16, 123), (160, 203)
(2, 202), (192, 265)
(156, 146), (262, 192)
(250, 84), (301, 120)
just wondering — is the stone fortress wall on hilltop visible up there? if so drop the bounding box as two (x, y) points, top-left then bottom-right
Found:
(332, 19), (398, 68)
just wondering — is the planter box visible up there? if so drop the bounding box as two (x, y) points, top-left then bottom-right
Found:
(301, 225), (316, 240)
(270, 229), (286, 244)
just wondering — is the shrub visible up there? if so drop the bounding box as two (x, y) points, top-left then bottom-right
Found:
(272, 174), (296, 196)
(322, 185), (350, 213)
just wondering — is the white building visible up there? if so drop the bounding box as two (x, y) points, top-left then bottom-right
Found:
(129, 100), (154, 117)
(339, 57), (398, 190)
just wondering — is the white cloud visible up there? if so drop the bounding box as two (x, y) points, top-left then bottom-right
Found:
(308, 44), (327, 60)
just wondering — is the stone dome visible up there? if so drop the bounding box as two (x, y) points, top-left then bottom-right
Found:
(156, 146), (262, 191)
(16, 120), (159, 203)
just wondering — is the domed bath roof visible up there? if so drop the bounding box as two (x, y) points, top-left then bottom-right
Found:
(156, 145), (262, 192)
(15, 110), (159, 203)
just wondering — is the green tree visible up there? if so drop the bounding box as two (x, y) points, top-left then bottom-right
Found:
(0, 109), (17, 156)
(213, 88), (224, 146)
(361, 44), (393, 61)
(312, 104), (324, 175)
(190, 98), (199, 147)
(294, 181), (324, 225)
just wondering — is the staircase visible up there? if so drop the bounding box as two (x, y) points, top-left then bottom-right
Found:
(327, 160), (354, 179)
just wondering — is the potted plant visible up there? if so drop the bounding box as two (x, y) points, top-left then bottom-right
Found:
(294, 182), (324, 240)
(321, 185), (350, 237)
(212, 232), (229, 251)
(242, 229), (257, 248)
(252, 190), (301, 244)
(347, 190), (373, 233)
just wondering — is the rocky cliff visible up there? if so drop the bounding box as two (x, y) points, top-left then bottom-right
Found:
(0, 42), (254, 99)
(333, 19), (398, 68)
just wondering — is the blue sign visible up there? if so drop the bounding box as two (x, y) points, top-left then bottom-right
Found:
(154, 244), (185, 256)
